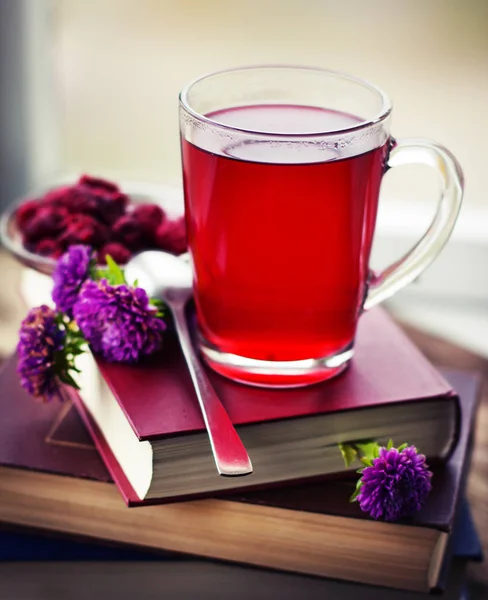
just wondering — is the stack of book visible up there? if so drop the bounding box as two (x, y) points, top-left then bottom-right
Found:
(0, 307), (482, 598)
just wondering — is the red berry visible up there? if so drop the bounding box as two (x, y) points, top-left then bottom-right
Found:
(98, 242), (132, 265)
(78, 174), (120, 194)
(35, 239), (63, 258)
(42, 185), (77, 208)
(112, 214), (146, 251)
(155, 216), (187, 255)
(58, 214), (109, 249)
(40, 177), (127, 225)
(98, 191), (129, 225)
(68, 187), (99, 215)
(22, 206), (69, 242)
(132, 203), (166, 235)
(75, 175), (127, 224)
(75, 185), (128, 225)
(16, 199), (41, 230)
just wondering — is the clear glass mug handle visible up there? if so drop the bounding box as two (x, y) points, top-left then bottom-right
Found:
(364, 138), (464, 311)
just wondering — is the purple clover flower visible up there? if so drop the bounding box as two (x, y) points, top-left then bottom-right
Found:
(73, 279), (166, 363)
(52, 245), (94, 317)
(17, 305), (66, 400)
(357, 445), (432, 522)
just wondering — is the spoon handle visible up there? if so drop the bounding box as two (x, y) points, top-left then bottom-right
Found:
(171, 304), (253, 477)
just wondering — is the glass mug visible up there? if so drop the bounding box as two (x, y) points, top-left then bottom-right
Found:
(179, 66), (463, 387)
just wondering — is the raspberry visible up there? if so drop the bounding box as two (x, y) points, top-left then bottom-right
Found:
(40, 176), (127, 225)
(43, 186), (77, 208)
(22, 206), (69, 242)
(155, 216), (187, 255)
(19, 176), (138, 256)
(76, 175), (128, 224)
(112, 214), (147, 251)
(98, 191), (129, 225)
(44, 184), (104, 217)
(35, 239), (63, 258)
(78, 174), (120, 194)
(58, 214), (110, 249)
(68, 187), (99, 215)
(98, 242), (132, 265)
(16, 199), (41, 230)
(132, 203), (166, 236)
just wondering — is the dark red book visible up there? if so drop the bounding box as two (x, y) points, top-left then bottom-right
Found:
(73, 307), (460, 502)
(0, 353), (478, 592)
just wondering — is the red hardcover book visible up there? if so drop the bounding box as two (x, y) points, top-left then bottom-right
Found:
(73, 307), (460, 502)
(0, 353), (478, 592)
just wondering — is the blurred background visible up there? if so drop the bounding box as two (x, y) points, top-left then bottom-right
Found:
(2, 0), (487, 196)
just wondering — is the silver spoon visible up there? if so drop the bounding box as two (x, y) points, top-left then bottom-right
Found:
(125, 250), (253, 477)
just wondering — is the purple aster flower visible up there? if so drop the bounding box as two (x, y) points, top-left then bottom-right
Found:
(357, 445), (432, 522)
(73, 279), (166, 363)
(52, 245), (94, 316)
(17, 305), (66, 400)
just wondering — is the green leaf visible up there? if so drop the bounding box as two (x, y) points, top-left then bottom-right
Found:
(68, 334), (85, 345)
(57, 370), (81, 391)
(69, 333), (87, 345)
(338, 443), (357, 468)
(387, 439), (394, 450)
(356, 441), (380, 461)
(360, 457), (373, 467)
(149, 298), (165, 308)
(69, 343), (86, 354)
(149, 298), (167, 319)
(64, 331), (87, 360)
(92, 267), (105, 281)
(350, 477), (363, 502)
(104, 255), (126, 285)
(56, 312), (75, 331)
(88, 258), (99, 281)
(397, 443), (408, 452)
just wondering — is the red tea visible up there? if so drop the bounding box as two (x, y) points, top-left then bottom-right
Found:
(182, 105), (388, 365)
